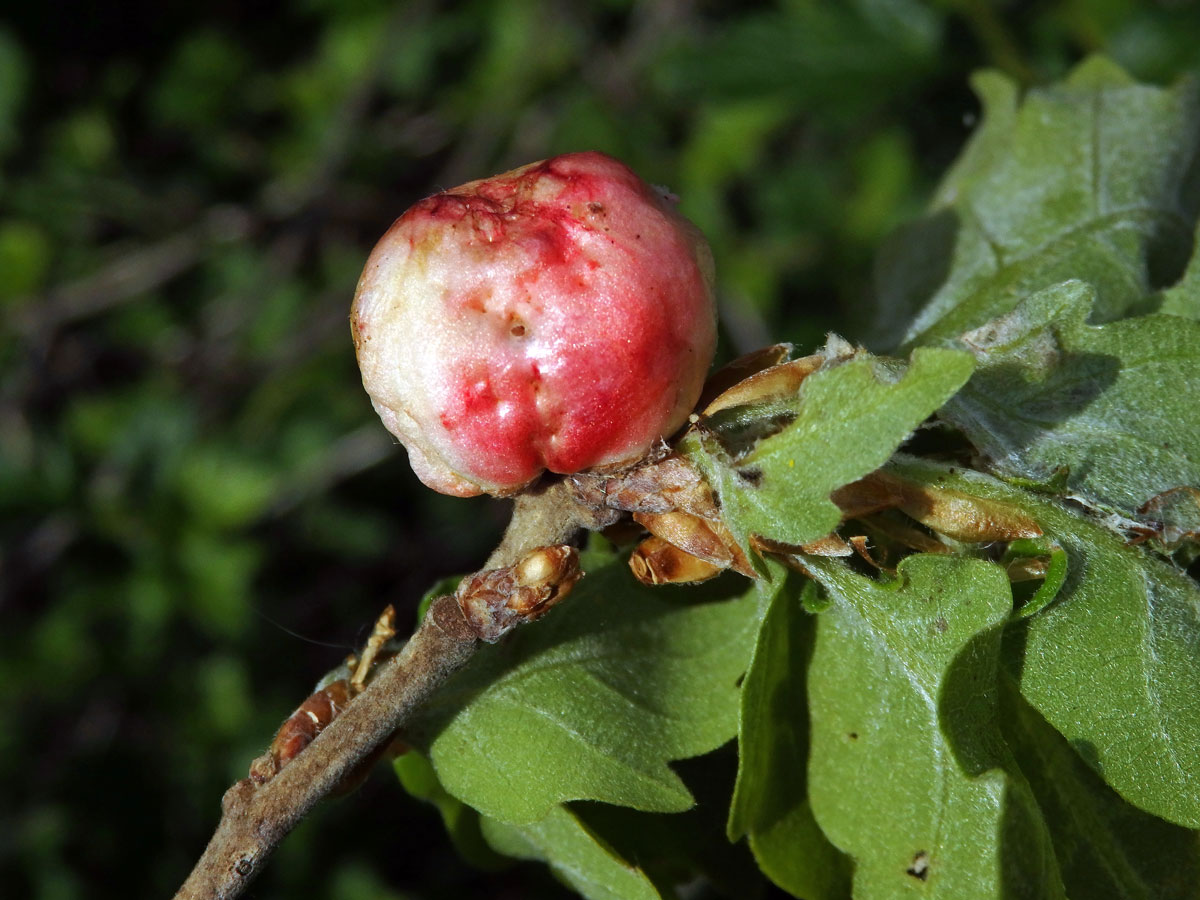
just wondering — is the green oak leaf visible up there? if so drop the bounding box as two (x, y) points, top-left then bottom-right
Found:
(891, 455), (1200, 827)
(727, 572), (851, 899)
(1000, 675), (1200, 900)
(1159, 217), (1200, 319)
(940, 280), (1200, 527)
(804, 553), (1063, 899)
(874, 56), (1200, 350)
(682, 346), (973, 556)
(399, 748), (765, 898)
(578, 751), (773, 900)
(393, 750), (509, 871)
(405, 539), (759, 824)
(481, 805), (662, 900)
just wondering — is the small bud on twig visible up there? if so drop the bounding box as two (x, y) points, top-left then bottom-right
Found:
(456, 545), (582, 642)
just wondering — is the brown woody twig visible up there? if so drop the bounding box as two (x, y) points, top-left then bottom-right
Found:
(174, 479), (601, 900)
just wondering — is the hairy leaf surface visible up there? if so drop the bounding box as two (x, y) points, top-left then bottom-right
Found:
(891, 456), (1200, 827)
(406, 540), (758, 823)
(804, 554), (1062, 899)
(940, 280), (1200, 526)
(727, 573), (851, 899)
(683, 346), (973, 556)
(875, 57), (1200, 350)
(1000, 676), (1200, 899)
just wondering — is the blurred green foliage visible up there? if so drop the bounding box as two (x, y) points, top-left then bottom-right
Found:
(2, 1), (1199, 897)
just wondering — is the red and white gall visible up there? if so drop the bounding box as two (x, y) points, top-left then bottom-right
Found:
(352, 151), (717, 497)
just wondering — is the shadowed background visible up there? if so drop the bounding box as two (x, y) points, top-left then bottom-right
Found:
(2, 1), (1199, 897)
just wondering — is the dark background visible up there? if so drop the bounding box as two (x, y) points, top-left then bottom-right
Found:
(3, 1), (1199, 897)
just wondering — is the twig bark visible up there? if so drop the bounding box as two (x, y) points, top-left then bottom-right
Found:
(174, 594), (478, 900)
(485, 477), (617, 568)
(174, 478), (601, 900)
